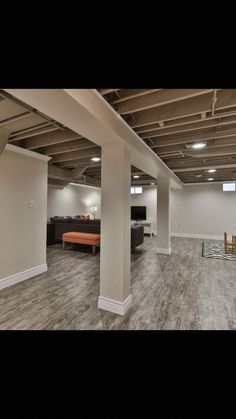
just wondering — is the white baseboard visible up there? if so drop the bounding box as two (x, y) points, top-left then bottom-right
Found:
(156, 247), (172, 255)
(0, 264), (48, 291)
(98, 294), (133, 316)
(171, 232), (223, 240)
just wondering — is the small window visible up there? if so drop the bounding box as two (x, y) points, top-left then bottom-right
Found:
(131, 186), (143, 194)
(223, 183), (236, 191)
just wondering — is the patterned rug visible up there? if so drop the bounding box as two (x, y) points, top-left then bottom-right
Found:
(202, 240), (236, 261)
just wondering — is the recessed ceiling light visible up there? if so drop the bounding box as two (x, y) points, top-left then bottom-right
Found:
(133, 175), (140, 179)
(91, 157), (101, 162)
(207, 169), (216, 173)
(208, 178), (214, 181)
(150, 182), (155, 185)
(196, 174), (202, 178)
(191, 142), (206, 149)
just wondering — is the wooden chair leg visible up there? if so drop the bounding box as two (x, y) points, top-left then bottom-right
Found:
(233, 236), (236, 255)
(224, 232), (227, 253)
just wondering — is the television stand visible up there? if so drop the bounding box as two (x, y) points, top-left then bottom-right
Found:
(134, 220), (154, 237)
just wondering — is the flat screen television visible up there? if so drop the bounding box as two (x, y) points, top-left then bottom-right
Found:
(131, 206), (146, 220)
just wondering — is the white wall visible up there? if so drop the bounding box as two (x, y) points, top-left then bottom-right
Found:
(131, 186), (157, 233)
(171, 183), (236, 238)
(47, 184), (101, 220)
(0, 145), (48, 285)
(48, 182), (236, 240)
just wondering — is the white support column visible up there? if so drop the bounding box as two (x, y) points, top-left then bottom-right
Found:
(98, 144), (132, 315)
(156, 175), (171, 255)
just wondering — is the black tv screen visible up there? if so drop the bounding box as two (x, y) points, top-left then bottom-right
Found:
(131, 206), (146, 220)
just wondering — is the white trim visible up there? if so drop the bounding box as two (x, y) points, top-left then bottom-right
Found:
(156, 247), (172, 255)
(0, 264), (47, 291)
(98, 294), (133, 316)
(5, 143), (51, 161)
(171, 232), (223, 240)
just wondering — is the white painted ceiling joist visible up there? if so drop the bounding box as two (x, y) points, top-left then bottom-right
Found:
(4, 89), (182, 188)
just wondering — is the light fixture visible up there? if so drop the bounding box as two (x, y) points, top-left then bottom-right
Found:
(150, 182), (155, 185)
(196, 174), (202, 178)
(133, 175), (140, 179)
(191, 142), (206, 149)
(207, 169), (216, 173)
(91, 157), (101, 162)
(208, 178), (214, 181)
(89, 206), (98, 219)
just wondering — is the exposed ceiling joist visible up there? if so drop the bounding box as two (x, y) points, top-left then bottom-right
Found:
(99, 89), (121, 95)
(173, 163), (236, 173)
(185, 145), (236, 158)
(110, 89), (161, 105)
(134, 110), (236, 134)
(0, 112), (31, 126)
(9, 125), (59, 142)
(38, 138), (95, 156)
(212, 89), (218, 116)
(1, 90), (65, 132)
(131, 179), (155, 185)
(0, 96), (28, 121)
(50, 146), (101, 164)
(139, 116), (236, 139)
(164, 155), (236, 167)
(20, 128), (83, 150)
(115, 89), (214, 115)
(150, 129), (236, 148)
(129, 90), (236, 128)
(5, 88), (236, 184)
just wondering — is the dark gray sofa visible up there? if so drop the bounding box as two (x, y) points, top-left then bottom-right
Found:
(49, 216), (144, 249)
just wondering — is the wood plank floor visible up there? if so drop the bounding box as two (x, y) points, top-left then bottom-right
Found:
(0, 237), (235, 330)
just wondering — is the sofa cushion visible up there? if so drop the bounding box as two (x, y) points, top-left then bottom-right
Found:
(71, 218), (89, 224)
(50, 216), (72, 223)
(87, 219), (101, 225)
(79, 215), (90, 220)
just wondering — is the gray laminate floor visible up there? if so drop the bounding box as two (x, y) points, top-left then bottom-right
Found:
(0, 237), (236, 330)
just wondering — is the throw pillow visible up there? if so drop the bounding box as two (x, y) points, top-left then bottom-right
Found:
(80, 215), (90, 220)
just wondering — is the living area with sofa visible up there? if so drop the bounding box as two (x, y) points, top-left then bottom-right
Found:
(47, 183), (146, 255)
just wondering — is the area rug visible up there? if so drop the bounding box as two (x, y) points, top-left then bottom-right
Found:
(202, 240), (236, 261)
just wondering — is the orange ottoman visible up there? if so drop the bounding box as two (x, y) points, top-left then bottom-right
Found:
(62, 232), (100, 255)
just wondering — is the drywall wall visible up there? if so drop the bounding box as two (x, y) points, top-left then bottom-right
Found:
(131, 183), (236, 239)
(48, 182), (236, 239)
(171, 183), (236, 238)
(0, 145), (48, 284)
(131, 186), (157, 233)
(47, 184), (101, 219)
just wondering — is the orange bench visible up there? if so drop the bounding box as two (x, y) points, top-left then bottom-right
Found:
(62, 232), (100, 255)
